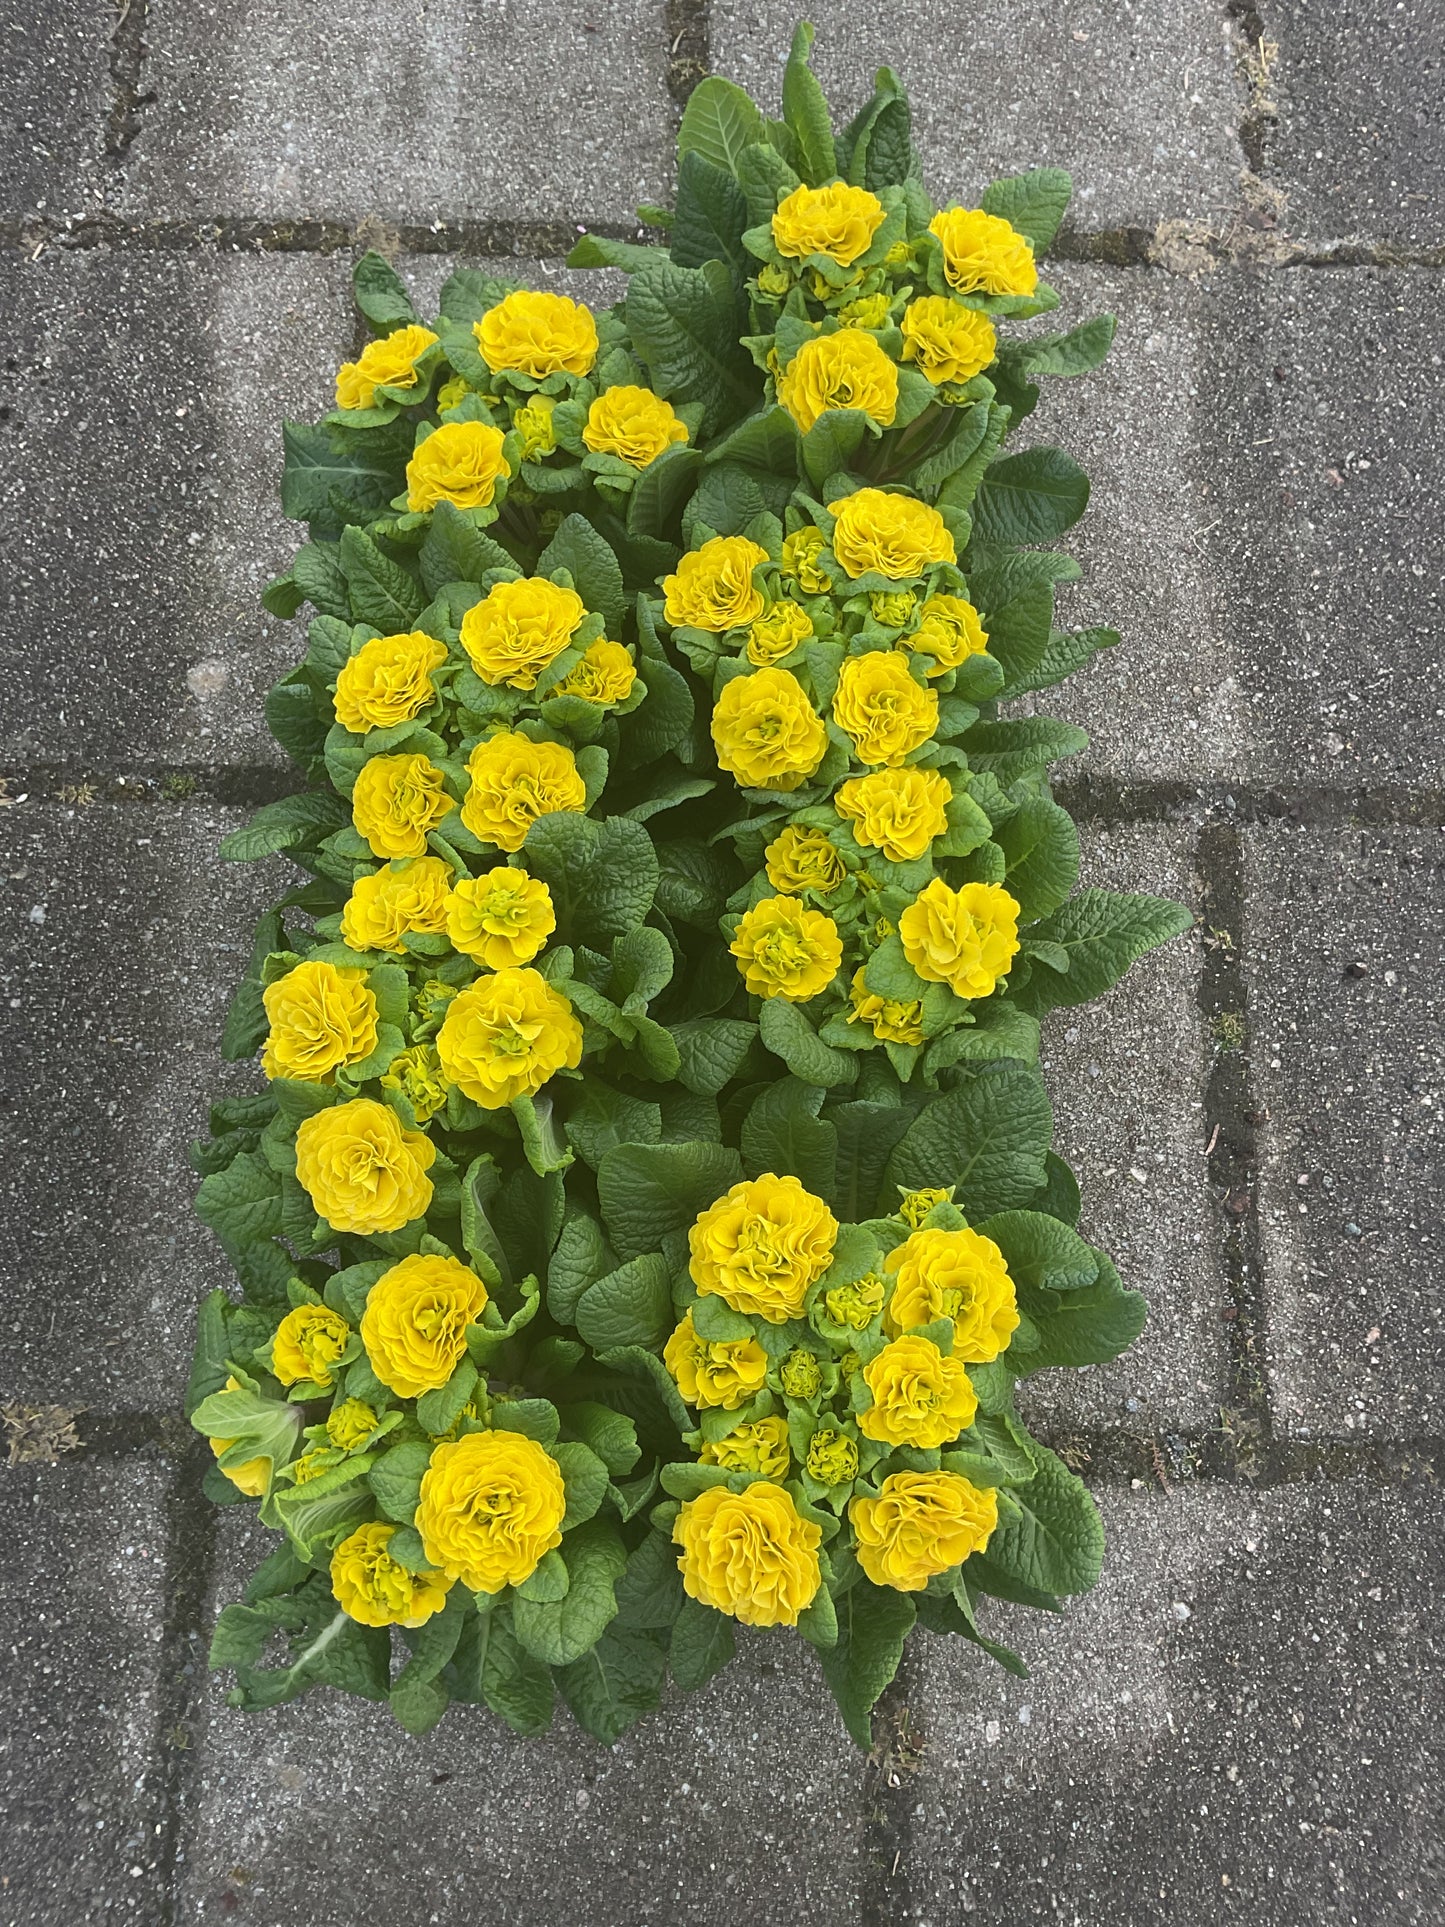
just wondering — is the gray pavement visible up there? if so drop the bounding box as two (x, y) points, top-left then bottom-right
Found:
(2, 2), (1443, 1923)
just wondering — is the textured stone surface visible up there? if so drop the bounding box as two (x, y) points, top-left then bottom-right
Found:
(1022, 824), (1227, 1433)
(0, 246), (354, 769)
(1266, 0), (1445, 249)
(906, 1477), (1445, 1925)
(173, 1522), (867, 1925)
(0, 1), (111, 218)
(710, 0), (1246, 229)
(0, 798), (286, 1410)
(1248, 825), (1444, 1440)
(1012, 263), (1263, 785)
(122, 0), (676, 227)
(0, 1457), (176, 1926)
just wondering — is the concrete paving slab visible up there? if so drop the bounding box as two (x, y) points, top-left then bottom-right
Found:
(0, 1455), (176, 1925)
(1265, 0), (1445, 250)
(120, 0), (676, 228)
(1247, 825), (1444, 1441)
(906, 1476), (1444, 1924)
(0, 245), (354, 770)
(710, 0), (1247, 232)
(174, 1510), (869, 1925)
(1022, 824), (1227, 1434)
(0, 2), (111, 219)
(0, 797), (287, 1412)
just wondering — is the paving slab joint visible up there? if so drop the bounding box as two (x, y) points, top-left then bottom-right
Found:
(104, 0), (156, 163)
(1196, 822), (1273, 1469)
(859, 1659), (920, 1927)
(665, 0), (710, 107)
(1223, 0), (1278, 176)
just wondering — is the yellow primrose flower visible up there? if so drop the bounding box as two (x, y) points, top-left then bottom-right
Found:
(747, 599), (813, 668)
(835, 765), (951, 860)
(828, 488), (956, 580)
(730, 895), (842, 1002)
(417, 1430), (567, 1593)
(475, 289), (599, 379)
(435, 966), (584, 1109)
(851, 1470), (998, 1591)
(271, 1303), (351, 1390)
(326, 1398), (379, 1451)
(333, 630), (448, 734)
(699, 1414), (792, 1478)
(832, 651), (938, 766)
(339, 856), (454, 954)
(690, 1173), (838, 1323)
(350, 752), (455, 859)
(583, 385), (689, 468)
(805, 1426), (859, 1487)
(260, 959), (379, 1083)
(335, 323), (438, 411)
(883, 1225), (1021, 1362)
(869, 590), (916, 627)
(822, 1270), (887, 1331)
(776, 328), (899, 435)
(460, 576), (587, 690)
(662, 535), (769, 632)
(780, 525), (831, 595)
(551, 639), (637, 705)
(294, 1097), (435, 1234)
(206, 1375), (271, 1496)
(911, 593), (989, 675)
(847, 966), (924, 1046)
(898, 1186), (954, 1230)
(764, 823), (846, 895)
(361, 1251), (489, 1398)
(858, 1332), (977, 1449)
(460, 731), (587, 852)
(379, 1043), (449, 1124)
(900, 296), (998, 384)
(331, 1520), (453, 1628)
(663, 1310), (769, 1410)
(711, 667), (828, 791)
(929, 206), (1039, 297)
(898, 878), (1021, 999)
(771, 181), (887, 266)
(445, 867), (555, 969)
(513, 394), (558, 460)
(838, 291), (893, 329)
(405, 420), (511, 514)
(673, 1481), (822, 1627)
(778, 1347), (822, 1398)
(436, 374), (471, 412)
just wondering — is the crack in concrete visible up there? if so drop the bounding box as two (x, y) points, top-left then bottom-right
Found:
(104, 0), (156, 163)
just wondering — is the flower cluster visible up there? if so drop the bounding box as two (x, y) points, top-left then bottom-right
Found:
(191, 26), (1187, 1752)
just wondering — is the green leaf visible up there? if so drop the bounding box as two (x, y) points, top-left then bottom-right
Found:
(672, 149), (752, 277)
(558, 1625), (669, 1743)
(669, 1596), (736, 1691)
(194, 1148), (284, 1252)
(478, 1609), (556, 1735)
(560, 1402), (641, 1478)
(537, 513), (626, 633)
(596, 1140), (742, 1261)
(741, 1078), (839, 1200)
(672, 1017), (759, 1096)
(546, 1211), (614, 1323)
(352, 251), (418, 331)
(279, 418), (412, 531)
(678, 75), (767, 176)
(981, 167), (1073, 252)
(219, 789), (349, 862)
(981, 1447), (1103, 1596)
(369, 1441), (432, 1525)
(1006, 624), (1120, 698)
(390, 1669), (448, 1735)
(554, 1440), (612, 1529)
(338, 524), (425, 630)
(973, 446), (1090, 546)
(1018, 889), (1193, 1013)
(705, 404), (802, 476)
(292, 542), (351, 619)
(758, 997), (857, 1090)
(1016, 1249), (1147, 1371)
(962, 716), (1089, 788)
(827, 1100), (917, 1223)
(975, 1211), (1099, 1295)
(523, 813), (659, 948)
(818, 1581), (915, 1748)
(781, 21), (837, 185)
(418, 500), (517, 597)
(511, 1521), (627, 1667)
(566, 233), (666, 272)
(575, 1251), (674, 1350)
(415, 1359), (479, 1438)
(886, 1061), (1053, 1220)
(1015, 313), (1116, 378)
(991, 795), (1080, 921)
(625, 259), (758, 437)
